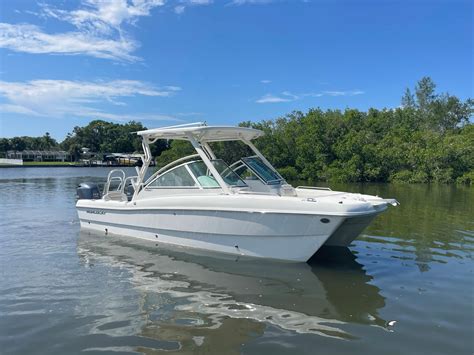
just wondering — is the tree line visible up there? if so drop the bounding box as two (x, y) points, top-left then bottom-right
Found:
(0, 120), (167, 161)
(1, 77), (472, 184)
(245, 77), (473, 184)
(157, 77), (473, 184)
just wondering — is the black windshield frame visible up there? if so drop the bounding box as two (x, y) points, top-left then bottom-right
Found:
(240, 156), (283, 185)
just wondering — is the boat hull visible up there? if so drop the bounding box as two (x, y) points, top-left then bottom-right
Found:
(323, 213), (378, 247)
(77, 206), (345, 262)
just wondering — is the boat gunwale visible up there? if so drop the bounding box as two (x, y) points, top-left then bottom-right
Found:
(76, 204), (386, 217)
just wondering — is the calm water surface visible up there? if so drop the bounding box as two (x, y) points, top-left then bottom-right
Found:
(0, 167), (472, 354)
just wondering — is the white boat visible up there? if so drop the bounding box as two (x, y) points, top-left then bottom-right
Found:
(76, 122), (398, 262)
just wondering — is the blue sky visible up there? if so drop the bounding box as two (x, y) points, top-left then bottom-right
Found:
(0, 0), (472, 140)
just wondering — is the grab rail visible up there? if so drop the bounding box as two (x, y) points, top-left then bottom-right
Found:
(296, 186), (332, 191)
(103, 169), (126, 195)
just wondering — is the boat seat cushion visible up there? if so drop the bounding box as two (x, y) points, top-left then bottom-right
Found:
(104, 191), (128, 201)
(197, 175), (219, 187)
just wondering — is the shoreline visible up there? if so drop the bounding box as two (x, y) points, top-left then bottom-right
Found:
(0, 165), (470, 185)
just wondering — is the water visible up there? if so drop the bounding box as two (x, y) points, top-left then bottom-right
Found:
(0, 167), (472, 354)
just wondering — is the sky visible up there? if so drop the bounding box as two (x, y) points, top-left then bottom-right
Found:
(0, 0), (472, 140)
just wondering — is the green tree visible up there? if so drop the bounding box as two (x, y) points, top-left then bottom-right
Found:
(401, 88), (416, 108)
(0, 138), (11, 153)
(155, 78), (472, 184)
(415, 76), (437, 112)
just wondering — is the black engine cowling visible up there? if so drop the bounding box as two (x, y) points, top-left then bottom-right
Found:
(76, 182), (101, 200)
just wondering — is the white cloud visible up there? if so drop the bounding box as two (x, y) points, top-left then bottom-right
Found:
(322, 90), (365, 96)
(281, 91), (299, 100)
(174, 5), (186, 14)
(187, 0), (213, 4)
(0, 104), (41, 116)
(0, 0), (165, 61)
(0, 23), (139, 62)
(0, 79), (181, 121)
(256, 89), (364, 103)
(39, 0), (164, 34)
(302, 92), (323, 98)
(256, 93), (293, 103)
(174, 0), (213, 14)
(260, 79), (272, 84)
(0, 0), (281, 61)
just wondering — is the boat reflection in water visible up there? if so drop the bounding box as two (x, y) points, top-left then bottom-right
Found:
(77, 231), (386, 352)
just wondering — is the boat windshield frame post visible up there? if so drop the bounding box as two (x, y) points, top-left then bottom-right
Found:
(186, 133), (231, 194)
(242, 138), (285, 182)
(132, 137), (153, 201)
(202, 142), (217, 159)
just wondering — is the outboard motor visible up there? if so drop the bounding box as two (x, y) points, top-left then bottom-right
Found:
(76, 182), (101, 200)
(124, 183), (135, 201)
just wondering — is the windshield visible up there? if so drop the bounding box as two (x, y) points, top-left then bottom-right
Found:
(147, 165), (198, 188)
(212, 160), (247, 187)
(241, 156), (282, 184)
(187, 160), (247, 188)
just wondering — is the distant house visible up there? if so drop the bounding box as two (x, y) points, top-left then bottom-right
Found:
(104, 153), (143, 166)
(78, 149), (144, 166)
(7, 150), (70, 162)
(79, 147), (102, 165)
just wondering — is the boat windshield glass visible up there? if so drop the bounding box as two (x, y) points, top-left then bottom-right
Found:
(241, 156), (282, 184)
(188, 160), (247, 188)
(147, 165), (198, 188)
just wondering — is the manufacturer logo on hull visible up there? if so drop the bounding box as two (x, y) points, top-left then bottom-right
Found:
(86, 210), (106, 215)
